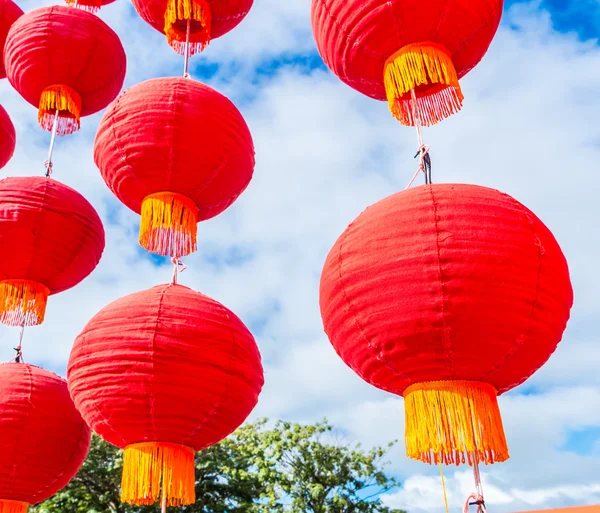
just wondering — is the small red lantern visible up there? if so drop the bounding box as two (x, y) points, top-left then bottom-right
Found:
(131, 0), (253, 55)
(94, 77), (254, 257)
(4, 5), (126, 135)
(0, 0), (22, 79)
(68, 283), (264, 507)
(0, 362), (91, 513)
(64, 0), (116, 14)
(0, 105), (15, 170)
(0, 176), (105, 327)
(311, 0), (503, 126)
(320, 184), (573, 465)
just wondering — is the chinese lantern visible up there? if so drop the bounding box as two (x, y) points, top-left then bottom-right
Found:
(64, 0), (116, 13)
(131, 0), (253, 55)
(94, 77), (254, 258)
(0, 362), (91, 513)
(68, 283), (264, 506)
(311, 0), (503, 126)
(0, 0), (22, 79)
(0, 105), (15, 170)
(0, 176), (105, 327)
(319, 184), (573, 465)
(4, 5), (126, 135)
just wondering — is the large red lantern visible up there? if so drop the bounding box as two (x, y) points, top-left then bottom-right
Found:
(0, 176), (105, 327)
(320, 183), (573, 466)
(311, 0), (503, 126)
(68, 283), (264, 507)
(94, 77), (254, 258)
(132, 0), (253, 55)
(0, 363), (91, 513)
(0, 105), (15, 170)
(4, 5), (126, 135)
(0, 0), (22, 79)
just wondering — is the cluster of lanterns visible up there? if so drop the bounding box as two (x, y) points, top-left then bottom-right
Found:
(311, 0), (573, 508)
(0, 0), (263, 511)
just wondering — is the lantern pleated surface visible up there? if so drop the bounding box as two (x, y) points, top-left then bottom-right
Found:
(0, 363), (91, 513)
(94, 77), (255, 258)
(3, 5), (126, 135)
(311, 0), (503, 126)
(0, 105), (15, 170)
(68, 283), (264, 507)
(131, 0), (253, 55)
(0, 176), (105, 327)
(319, 183), (573, 466)
(0, 0), (22, 79)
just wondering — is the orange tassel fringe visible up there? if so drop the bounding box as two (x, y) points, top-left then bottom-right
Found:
(64, 0), (103, 13)
(121, 442), (196, 506)
(139, 192), (198, 257)
(0, 280), (50, 327)
(403, 380), (509, 466)
(0, 500), (29, 513)
(38, 84), (82, 136)
(164, 0), (211, 55)
(383, 42), (464, 127)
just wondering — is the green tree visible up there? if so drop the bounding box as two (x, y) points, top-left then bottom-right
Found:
(32, 420), (405, 513)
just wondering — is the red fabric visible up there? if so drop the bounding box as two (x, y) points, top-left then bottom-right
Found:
(0, 105), (15, 170)
(68, 284), (264, 451)
(132, 0), (253, 40)
(0, 176), (105, 294)
(311, 0), (503, 101)
(3, 5), (126, 116)
(0, 0), (22, 79)
(94, 77), (254, 221)
(0, 363), (90, 505)
(319, 184), (573, 396)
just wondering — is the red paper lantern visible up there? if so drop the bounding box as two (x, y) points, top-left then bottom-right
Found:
(320, 184), (573, 465)
(64, 0), (116, 13)
(0, 0), (22, 79)
(311, 0), (503, 126)
(0, 362), (91, 513)
(4, 5), (126, 135)
(0, 105), (15, 170)
(0, 176), (105, 327)
(68, 283), (264, 507)
(94, 77), (254, 257)
(131, 0), (253, 55)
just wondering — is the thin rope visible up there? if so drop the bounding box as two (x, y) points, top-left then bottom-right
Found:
(44, 109), (60, 177)
(463, 453), (487, 513)
(183, 18), (191, 79)
(439, 463), (449, 513)
(11, 323), (25, 363)
(405, 89), (431, 189)
(171, 257), (187, 284)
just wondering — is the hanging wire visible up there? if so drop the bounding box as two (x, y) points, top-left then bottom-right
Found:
(439, 463), (449, 513)
(44, 109), (60, 177)
(183, 18), (191, 79)
(12, 322), (25, 363)
(463, 453), (487, 513)
(405, 89), (432, 189)
(171, 257), (187, 284)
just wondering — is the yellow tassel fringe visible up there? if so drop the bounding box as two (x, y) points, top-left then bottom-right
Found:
(0, 280), (50, 327)
(0, 500), (29, 513)
(164, 0), (211, 55)
(403, 380), (509, 466)
(139, 192), (198, 257)
(64, 0), (103, 13)
(383, 42), (464, 127)
(38, 84), (82, 136)
(121, 442), (196, 506)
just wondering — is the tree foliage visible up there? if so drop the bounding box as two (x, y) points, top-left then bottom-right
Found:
(31, 419), (405, 513)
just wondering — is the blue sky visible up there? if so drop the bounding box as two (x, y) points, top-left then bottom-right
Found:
(1, 0), (600, 512)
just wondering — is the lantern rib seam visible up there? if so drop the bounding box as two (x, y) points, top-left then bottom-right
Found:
(335, 221), (407, 384)
(481, 195), (544, 387)
(429, 185), (455, 378)
(183, 300), (240, 449)
(148, 286), (167, 440)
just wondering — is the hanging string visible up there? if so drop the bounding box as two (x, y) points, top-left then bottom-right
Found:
(12, 323), (25, 363)
(439, 463), (449, 513)
(171, 257), (187, 284)
(161, 487), (167, 513)
(463, 453), (487, 513)
(183, 18), (191, 79)
(44, 109), (60, 177)
(405, 89), (431, 189)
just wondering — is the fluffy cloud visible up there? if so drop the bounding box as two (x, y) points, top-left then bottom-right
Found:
(0, 0), (599, 512)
